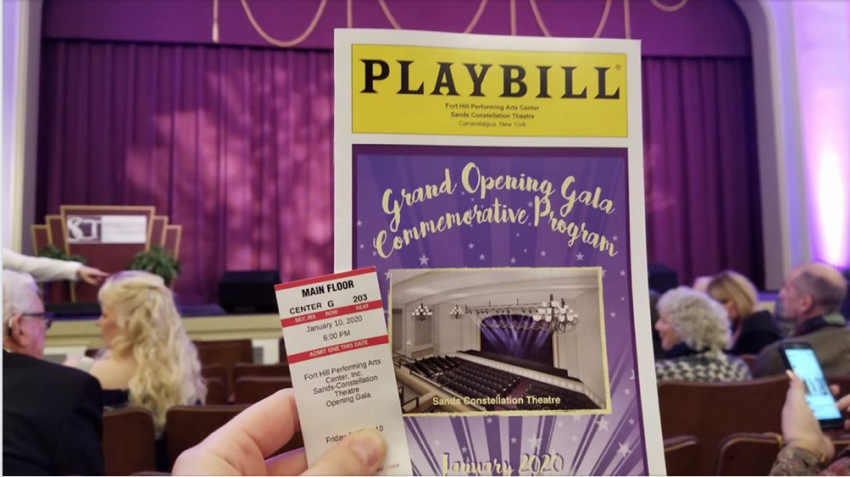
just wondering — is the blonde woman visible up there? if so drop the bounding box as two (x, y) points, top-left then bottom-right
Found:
(84, 271), (205, 438)
(706, 270), (781, 356)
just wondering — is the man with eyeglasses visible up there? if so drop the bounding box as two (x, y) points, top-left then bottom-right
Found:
(3, 270), (105, 475)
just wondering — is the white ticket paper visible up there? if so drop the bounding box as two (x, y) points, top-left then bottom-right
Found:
(275, 267), (412, 475)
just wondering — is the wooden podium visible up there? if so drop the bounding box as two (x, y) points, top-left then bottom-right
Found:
(32, 205), (182, 303)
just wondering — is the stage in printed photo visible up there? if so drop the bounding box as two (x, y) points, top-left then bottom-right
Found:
(389, 267), (610, 416)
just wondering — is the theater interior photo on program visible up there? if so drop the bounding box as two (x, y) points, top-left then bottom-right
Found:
(390, 268), (609, 416)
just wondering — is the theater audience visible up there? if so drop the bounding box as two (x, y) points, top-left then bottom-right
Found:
(2, 270), (105, 475)
(753, 262), (850, 377)
(654, 287), (751, 382)
(706, 270), (782, 355)
(173, 389), (387, 476)
(770, 371), (850, 475)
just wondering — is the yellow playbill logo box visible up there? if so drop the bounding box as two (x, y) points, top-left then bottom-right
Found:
(351, 45), (627, 137)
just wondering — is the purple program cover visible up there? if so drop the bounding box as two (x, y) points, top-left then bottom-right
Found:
(350, 145), (648, 475)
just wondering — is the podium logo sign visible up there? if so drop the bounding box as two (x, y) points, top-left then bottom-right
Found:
(66, 215), (147, 244)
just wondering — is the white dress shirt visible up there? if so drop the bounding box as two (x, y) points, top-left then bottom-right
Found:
(2, 249), (81, 282)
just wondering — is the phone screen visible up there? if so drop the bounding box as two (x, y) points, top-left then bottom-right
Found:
(784, 348), (842, 421)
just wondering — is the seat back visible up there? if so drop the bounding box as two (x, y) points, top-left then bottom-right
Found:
(165, 405), (303, 469)
(233, 376), (293, 404)
(663, 436), (699, 476)
(102, 407), (156, 475)
(194, 340), (253, 393)
(233, 363), (291, 381)
(658, 376), (787, 475)
(204, 377), (228, 405)
(715, 432), (783, 476)
(165, 405), (248, 469)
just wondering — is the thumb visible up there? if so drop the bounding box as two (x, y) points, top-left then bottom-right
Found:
(302, 429), (387, 476)
(786, 370), (807, 400)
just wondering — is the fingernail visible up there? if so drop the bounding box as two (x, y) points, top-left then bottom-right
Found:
(349, 429), (384, 467)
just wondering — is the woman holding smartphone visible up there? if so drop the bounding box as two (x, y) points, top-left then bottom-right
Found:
(771, 372), (850, 475)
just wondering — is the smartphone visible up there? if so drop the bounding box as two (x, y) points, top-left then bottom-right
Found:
(779, 342), (844, 430)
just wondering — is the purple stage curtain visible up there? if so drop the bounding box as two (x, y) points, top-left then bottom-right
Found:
(36, 41), (763, 303)
(642, 58), (763, 287)
(480, 315), (554, 366)
(36, 41), (334, 303)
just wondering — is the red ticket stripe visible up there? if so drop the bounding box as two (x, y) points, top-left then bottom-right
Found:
(274, 266), (377, 291)
(287, 334), (389, 364)
(280, 299), (383, 329)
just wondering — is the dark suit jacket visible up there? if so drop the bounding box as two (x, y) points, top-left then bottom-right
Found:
(3, 351), (105, 475)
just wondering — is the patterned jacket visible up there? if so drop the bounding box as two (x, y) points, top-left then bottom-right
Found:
(655, 349), (752, 383)
(770, 446), (850, 476)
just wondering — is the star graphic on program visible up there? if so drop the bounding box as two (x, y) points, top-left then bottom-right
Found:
(620, 270), (626, 276)
(576, 252), (584, 261)
(486, 417), (493, 424)
(384, 271), (391, 281)
(540, 250), (547, 257)
(357, 220), (362, 227)
(510, 257), (516, 264)
(419, 255), (430, 266)
(617, 443), (631, 458)
(526, 437), (541, 448)
(479, 254), (485, 261)
(511, 437), (517, 444)
(597, 418), (610, 431)
(468, 243), (475, 249)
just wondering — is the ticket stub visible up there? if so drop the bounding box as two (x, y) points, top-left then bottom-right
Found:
(275, 267), (412, 475)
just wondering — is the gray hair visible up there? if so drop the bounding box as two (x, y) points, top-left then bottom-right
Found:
(658, 286), (731, 352)
(793, 263), (848, 314)
(2, 270), (41, 336)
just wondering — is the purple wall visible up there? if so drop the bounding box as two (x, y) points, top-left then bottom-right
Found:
(42, 0), (750, 57)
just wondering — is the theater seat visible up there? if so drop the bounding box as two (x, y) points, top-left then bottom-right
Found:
(194, 339), (253, 393)
(166, 405), (247, 469)
(165, 405), (303, 469)
(658, 375), (787, 475)
(663, 435), (699, 476)
(233, 363), (291, 381)
(103, 407), (156, 475)
(233, 376), (293, 404)
(204, 377), (228, 405)
(715, 432), (783, 476)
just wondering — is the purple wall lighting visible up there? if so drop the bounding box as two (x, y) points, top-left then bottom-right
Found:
(793, 1), (850, 267)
